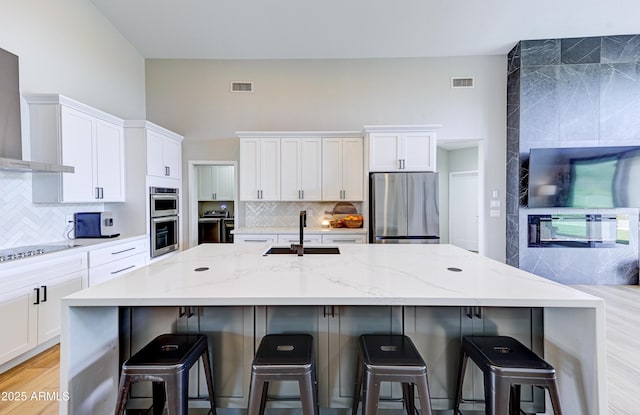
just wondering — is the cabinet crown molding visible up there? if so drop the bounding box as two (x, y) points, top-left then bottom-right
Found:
(236, 130), (361, 139)
(362, 124), (442, 133)
(23, 93), (124, 126)
(123, 120), (184, 142)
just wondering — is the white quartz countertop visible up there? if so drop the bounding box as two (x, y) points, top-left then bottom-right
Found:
(233, 226), (366, 234)
(0, 234), (146, 272)
(63, 243), (602, 308)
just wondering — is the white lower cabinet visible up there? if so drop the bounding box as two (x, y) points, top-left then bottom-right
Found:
(37, 275), (83, 343)
(0, 252), (86, 366)
(88, 238), (147, 286)
(235, 233), (366, 244)
(277, 234), (322, 245)
(255, 305), (402, 408)
(127, 306), (254, 408)
(321, 234), (367, 244)
(404, 306), (543, 412)
(234, 234), (278, 244)
(0, 292), (36, 365)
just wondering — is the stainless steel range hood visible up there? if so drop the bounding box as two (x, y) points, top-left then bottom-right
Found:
(0, 47), (73, 173)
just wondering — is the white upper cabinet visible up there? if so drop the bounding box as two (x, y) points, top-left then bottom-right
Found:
(147, 129), (182, 179)
(26, 94), (125, 203)
(198, 165), (235, 201)
(123, 121), (184, 183)
(238, 131), (363, 202)
(281, 137), (322, 201)
(366, 125), (439, 172)
(322, 137), (363, 201)
(95, 119), (125, 201)
(239, 137), (280, 201)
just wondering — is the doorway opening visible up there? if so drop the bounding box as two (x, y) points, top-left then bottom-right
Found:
(187, 160), (238, 249)
(437, 140), (483, 254)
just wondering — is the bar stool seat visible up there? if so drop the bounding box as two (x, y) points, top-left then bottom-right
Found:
(454, 335), (563, 415)
(352, 334), (433, 415)
(248, 334), (318, 415)
(114, 333), (216, 415)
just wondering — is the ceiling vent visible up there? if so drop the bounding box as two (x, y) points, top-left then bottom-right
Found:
(230, 81), (254, 92)
(451, 77), (474, 88)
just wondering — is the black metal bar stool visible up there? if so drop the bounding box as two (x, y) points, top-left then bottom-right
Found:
(247, 334), (319, 415)
(352, 334), (433, 415)
(453, 335), (563, 415)
(114, 333), (217, 415)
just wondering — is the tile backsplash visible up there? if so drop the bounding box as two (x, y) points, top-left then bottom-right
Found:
(244, 201), (363, 227)
(0, 172), (102, 249)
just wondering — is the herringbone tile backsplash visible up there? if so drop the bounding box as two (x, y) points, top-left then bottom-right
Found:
(245, 201), (363, 227)
(0, 172), (102, 249)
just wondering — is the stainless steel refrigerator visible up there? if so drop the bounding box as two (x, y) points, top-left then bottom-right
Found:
(369, 172), (440, 243)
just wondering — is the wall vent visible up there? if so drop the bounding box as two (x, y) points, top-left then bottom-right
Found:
(231, 81), (254, 92)
(451, 77), (474, 88)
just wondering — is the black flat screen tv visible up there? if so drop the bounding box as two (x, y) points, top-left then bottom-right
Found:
(527, 146), (640, 208)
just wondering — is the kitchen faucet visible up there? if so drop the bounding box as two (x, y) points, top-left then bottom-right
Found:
(291, 210), (307, 256)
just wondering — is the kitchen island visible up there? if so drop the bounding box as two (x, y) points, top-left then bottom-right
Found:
(60, 243), (606, 414)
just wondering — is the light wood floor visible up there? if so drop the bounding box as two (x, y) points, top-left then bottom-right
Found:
(0, 344), (60, 415)
(0, 286), (638, 414)
(573, 284), (640, 415)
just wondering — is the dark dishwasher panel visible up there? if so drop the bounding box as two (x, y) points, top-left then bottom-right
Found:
(198, 219), (222, 244)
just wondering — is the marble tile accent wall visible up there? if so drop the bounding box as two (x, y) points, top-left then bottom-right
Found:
(0, 172), (102, 249)
(506, 34), (640, 283)
(244, 201), (363, 228)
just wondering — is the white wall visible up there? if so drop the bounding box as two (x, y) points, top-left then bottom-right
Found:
(0, 0), (146, 249)
(0, 0), (145, 119)
(146, 56), (508, 260)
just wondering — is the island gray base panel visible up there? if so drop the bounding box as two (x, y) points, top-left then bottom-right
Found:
(122, 409), (492, 415)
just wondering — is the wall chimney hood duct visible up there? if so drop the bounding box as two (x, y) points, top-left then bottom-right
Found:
(0, 47), (73, 173)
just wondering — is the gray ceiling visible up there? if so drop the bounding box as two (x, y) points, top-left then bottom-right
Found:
(89, 0), (640, 59)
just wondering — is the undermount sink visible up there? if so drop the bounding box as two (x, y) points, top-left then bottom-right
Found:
(263, 246), (341, 255)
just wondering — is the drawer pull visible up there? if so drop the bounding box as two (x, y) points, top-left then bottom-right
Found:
(112, 247), (136, 255)
(111, 265), (136, 275)
(246, 239), (268, 242)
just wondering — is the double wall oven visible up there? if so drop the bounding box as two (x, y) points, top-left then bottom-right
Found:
(150, 187), (179, 258)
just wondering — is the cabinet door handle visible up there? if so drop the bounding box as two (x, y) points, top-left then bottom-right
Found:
(111, 265), (136, 275)
(399, 159), (402, 170)
(331, 305), (336, 318)
(301, 189), (304, 199)
(100, 187), (104, 199)
(187, 306), (196, 318)
(95, 187), (100, 199)
(41, 285), (47, 302)
(112, 247), (136, 255)
(34, 287), (40, 305)
(474, 306), (483, 319)
(178, 306), (186, 317)
(465, 306), (472, 319)
(333, 239), (357, 243)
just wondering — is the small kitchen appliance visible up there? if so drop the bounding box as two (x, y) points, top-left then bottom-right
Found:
(74, 212), (119, 238)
